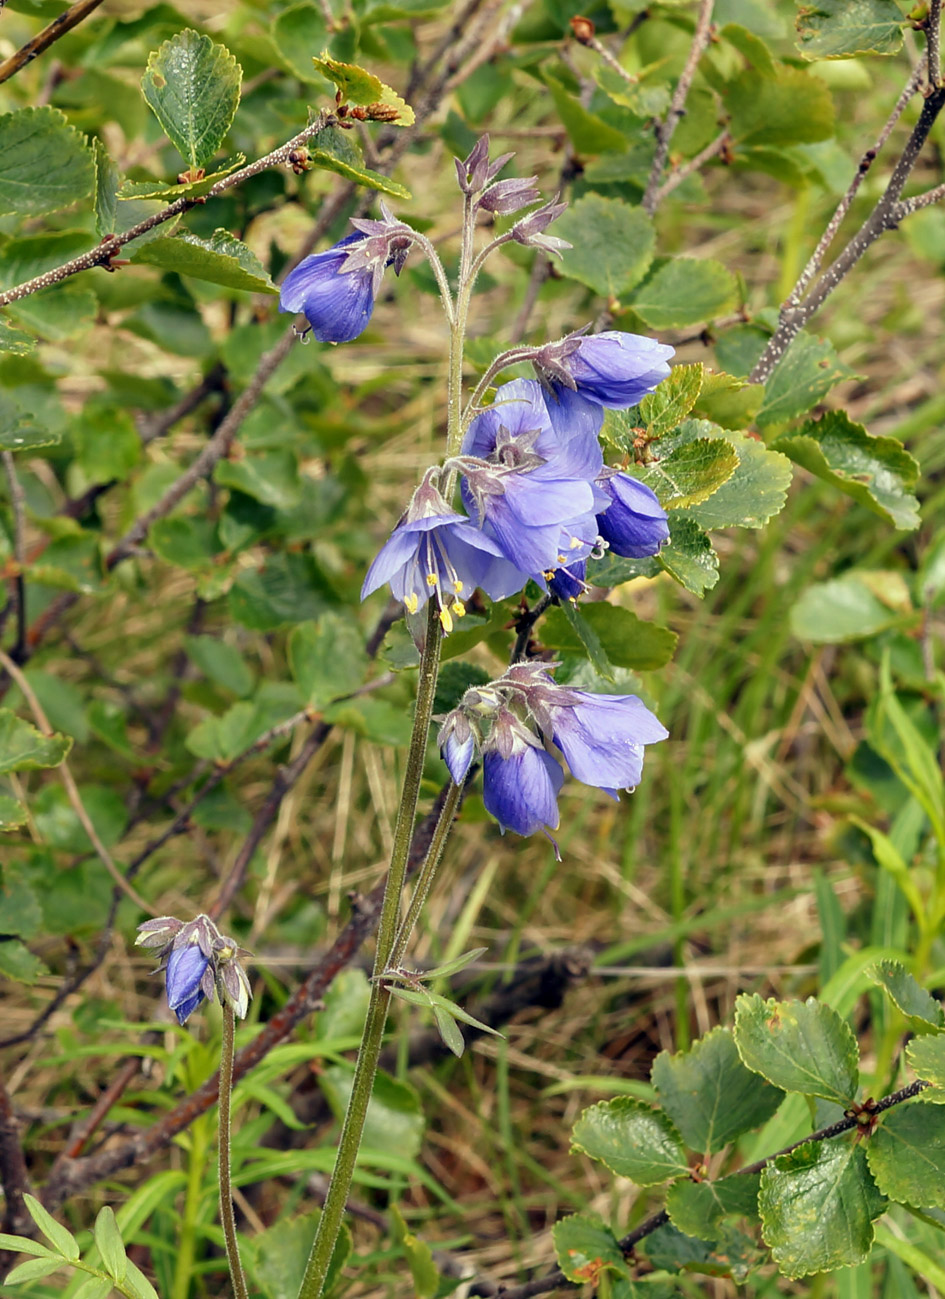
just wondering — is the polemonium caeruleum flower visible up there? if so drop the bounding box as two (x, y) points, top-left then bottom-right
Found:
(458, 379), (604, 580)
(596, 471), (669, 558)
(534, 329), (674, 409)
(481, 709), (564, 848)
(361, 471), (528, 633)
(136, 913), (252, 1025)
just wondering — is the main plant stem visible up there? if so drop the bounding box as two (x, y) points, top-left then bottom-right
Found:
(219, 1006), (250, 1299)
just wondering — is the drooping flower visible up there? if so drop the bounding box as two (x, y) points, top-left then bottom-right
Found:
(547, 558), (587, 602)
(481, 709), (564, 849)
(596, 471), (669, 558)
(361, 470), (528, 632)
(534, 329), (674, 409)
(136, 913), (251, 1025)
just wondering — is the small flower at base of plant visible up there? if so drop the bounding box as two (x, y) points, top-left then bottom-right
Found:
(596, 470), (669, 558)
(136, 913), (252, 1026)
(534, 329), (675, 409)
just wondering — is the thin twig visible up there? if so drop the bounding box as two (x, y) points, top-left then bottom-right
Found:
(653, 129), (729, 206)
(641, 0), (715, 215)
(2, 452), (27, 661)
(0, 1069), (32, 1237)
(0, 0), (105, 86)
(929, 0), (942, 90)
(0, 649), (154, 915)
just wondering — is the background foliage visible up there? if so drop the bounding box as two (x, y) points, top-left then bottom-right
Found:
(1, 0), (945, 1295)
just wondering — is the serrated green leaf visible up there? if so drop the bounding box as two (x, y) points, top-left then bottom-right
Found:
(131, 229), (275, 293)
(641, 1219), (757, 1280)
(652, 1027), (784, 1154)
(630, 258), (738, 329)
(593, 62), (671, 117)
(796, 0), (904, 60)
(0, 317), (36, 355)
(775, 411), (919, 529)
(5, 1256), (66, 1283)
(312, 52), (414, 123)
(692, 370), (764, 428)
(93, 139), (121, 238)
(555, 196), (655, 300)
(542, 603), (677, 673)
(866, 1101), (945, 1207)
(635, 438), (739, 509)
(389, 1205), (439, 1297)
(666, 1174), (761, 1238)
(571, 1097), (689, 1185)
(639, 364), (704, 438)
(759, 1140), (884, 1278)
(723, 65), (835, 146)
(116, 156), (245, 202)
(142, 30), (242, 170)
(7, 285), (97, 344)
(0, 940), (47, 983)
(93, 1206), (126, 1283)
(552, 1213), (629, 1286)
(0, 711), (72, 775)
(684, 429), (792, 530)
(272, 5), (330, 83)
(0, 107), (95, 218)
(23, 1194), (80, 1261)
(757, 333), (857, 427)
(734, 994), (859, 1105)
(544, 73), (630, 155)
(309, 123), (411, 198)
(288, 614), (368, 710)
(867, 959), (944, 1034)
(658, 515), (719, 595)
(906, 1036), (945, 1095)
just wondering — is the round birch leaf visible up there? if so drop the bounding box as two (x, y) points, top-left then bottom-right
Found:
(141, 30), (242, 170)
(867, 958), (944, 1034)
(684, 432), (792, 530)
(866, 1101), (945, 1207)
(0, 796), (29, 830)
(723, 66), (835, 146)
(666, 1174), (761, 1238)
(309, 124), (411, 198)
(131, 230), (276, 294)
(629, 258), (738, 329)
(658, 516), (720, 596)
(733, 994), (859, 1106)
(272, 5), (330, 83)
(0, 107), (95, 217)
(634, 438), (739, 510)
(0, 317), (35, 355)
(759, 1140), (885, 1278)
(652, 1027), (784, 1154)
(0, 711), (72, 775)
(796, 0), (905, 59)
(288, 614), (368, 710)
(570, 1097), (688, 1185)
(552, 1213), (629, 1286)
(790, 573), (911, 643)
(555, 196), (656, 299)
(756, 333), (857, 428)
(906, 1036), (945, 1099)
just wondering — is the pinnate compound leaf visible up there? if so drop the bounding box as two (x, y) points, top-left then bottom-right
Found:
(570, 1097), (688, 1185)
(866, 1101), (945, 1208)
(288, 614), (369, 710)
(552, 1213), (629, 1286)
(906, 1036), (945, 1096)
(796, 0), (905, 60)
(666, 1174), (761, 1238)
(868, 959), (944, 1034)
(0, 107), (95, 218)
(635, 438), (739, 510)
(73, 1276), (114, 1299)
(756, 332), (857, 428)
(658, 516), (719, 595)
(555, 196), (655, 300)
(759, 1140), (885, 1278)
(93, 1206), (126, 1283)
(639, 363), (704, 438)
(23, 1194), (80, 1261)
(309, 124), (411, 199)
(542, 603), (677, 673)
(775, 411), (919, 530)
(684, 429), (792, 530)
(652, 1027), (784, 1154)
(630, 258), (738, 329)
(142, 30), (242, 170)
(131, 230), (276, 293)
(723, 65), (834, 146)
(733, 994), (859, 1105)
(0, 711), (72, 775)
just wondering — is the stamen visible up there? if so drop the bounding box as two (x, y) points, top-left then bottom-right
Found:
(439, 607), (454, 633)
(404, 593), (419, 614)
(426, 573), (438, 586)
(451, 600), (465, 618)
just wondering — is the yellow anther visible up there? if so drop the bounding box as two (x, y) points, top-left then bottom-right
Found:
(439, 607), (454, 633)
(557, 554), (567, 563)
(451, 600), (465, 618)
(569, 536), (583, 549)
(453, 579), (464, 593)
(404, 593), (419, 614)
(426, 573), (438, 587)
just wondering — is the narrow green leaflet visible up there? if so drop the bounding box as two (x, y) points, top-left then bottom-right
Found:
(756, 333), (857, 428)
(630, 258), (739, 329)
(542, 603), (677, 672)
(123, 1257), (161, 1299)
(733, 994), (859, 1106)
(658, 516), (720, 596)
(759, 1140), (885, 1278)
(117, 157), (244, 201)
(555, 196), (655, 300)
(73, 1277), (113, 1299)
(635, 438), (739, 510)
(570, 1097), (689, 1185)
(791, 571), (912, 643)
(141, 30), (242, 170)
(639, 363), (704, 438)
(93, 1207), (127, 1284)
(0, 711), (72, 775)
(5, 1258), (65, 1283)
(23, 1194), (80, 1261)
(547, 598), (613, 680)
(666, 1174), (761, 1238)
(652, 1027), (784, 1154)
(775, 411), (919, 530)
(723, 65), (835, 147)
(796, 0), (905, 59)
(552, 1213), (630, 1286)
(311, 53), (414, 124)
(389, 1205), (438, 1299)
(684, 430), (793, 530)
(867, 959), (945, 1034)
(0, 107), (95, 218)
(131, 230), (276, 293)
(906, 1036), (945, 1095)
(866, 1101), (945, 1208)
(852, 821), (924, 925)
(309, 124), (411, 198)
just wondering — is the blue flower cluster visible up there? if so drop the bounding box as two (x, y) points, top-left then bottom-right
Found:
(136, 914), (251, 1025)
(438, 663), (668, 854)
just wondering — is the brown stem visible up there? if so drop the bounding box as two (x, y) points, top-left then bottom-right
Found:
(0, 0), (106, 86)
(0, 1069), (32, 1236)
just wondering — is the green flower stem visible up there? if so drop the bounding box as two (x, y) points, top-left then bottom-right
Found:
(296, 602), (443, 1299)
(388, 778), (464, 970)
(219, 1005), (250, 1299)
